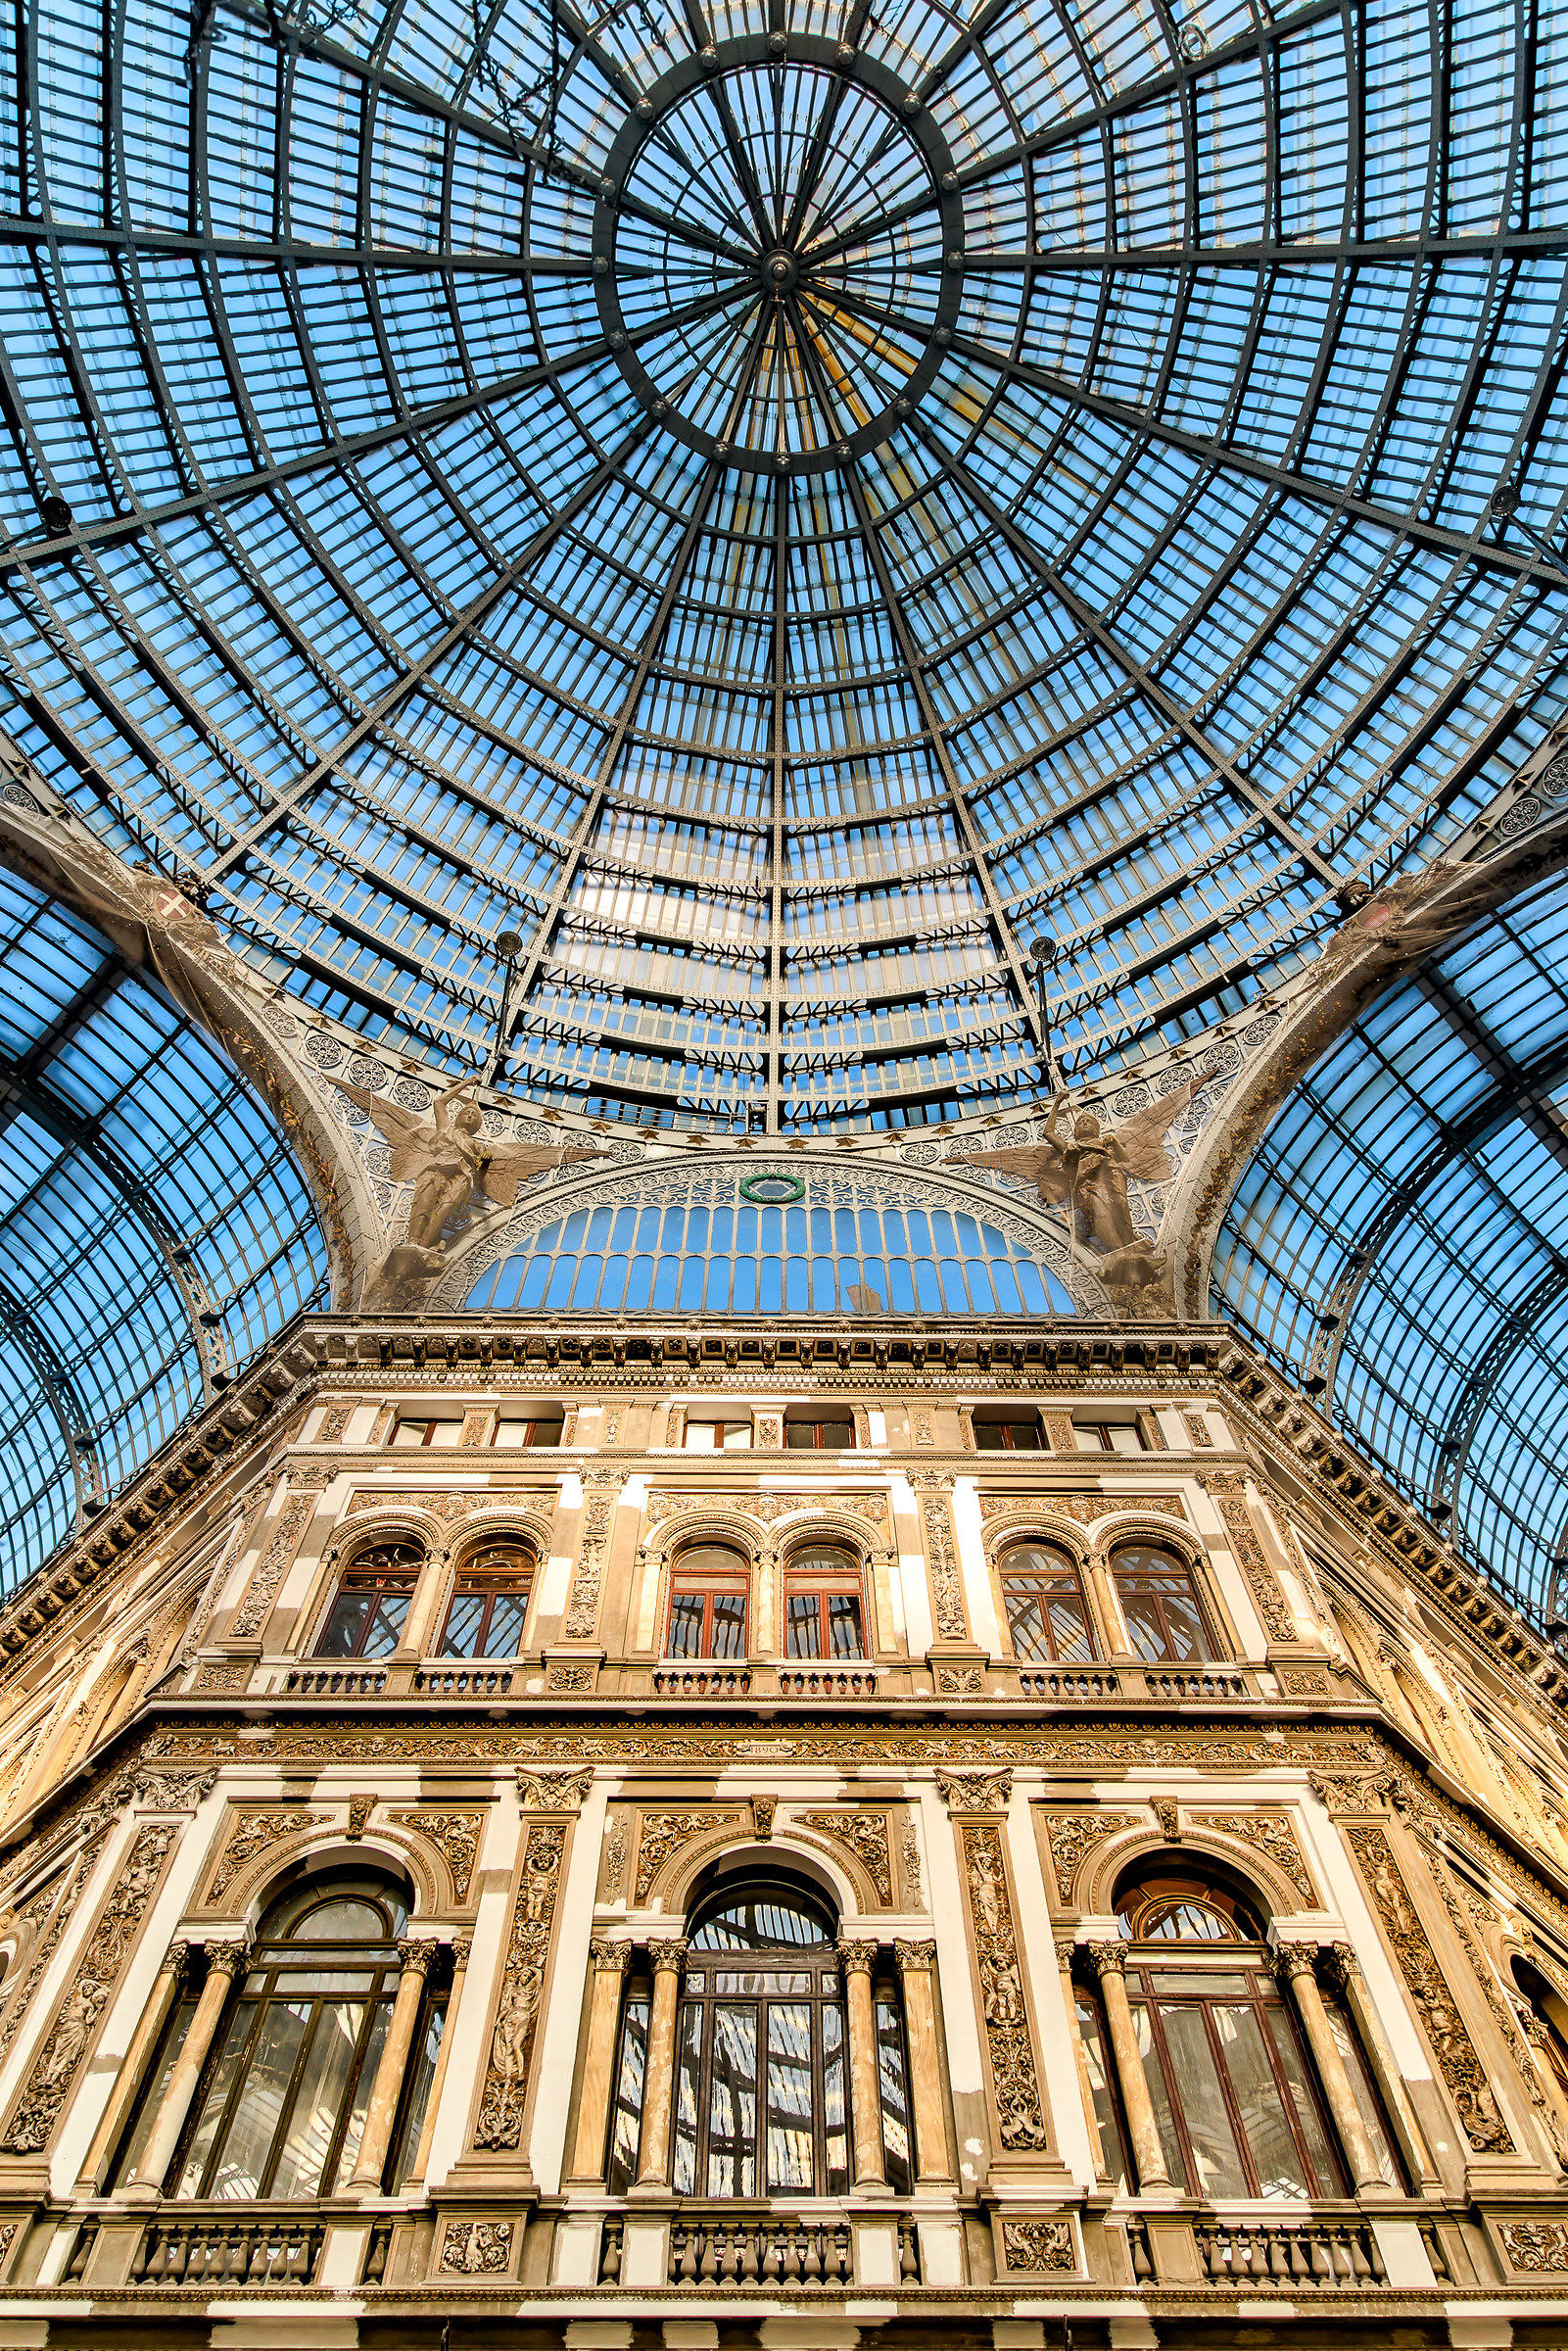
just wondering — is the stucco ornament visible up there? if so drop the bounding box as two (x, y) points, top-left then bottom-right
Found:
(966, 1079), (1197, 1312)
(333, 1075), (610, 1308)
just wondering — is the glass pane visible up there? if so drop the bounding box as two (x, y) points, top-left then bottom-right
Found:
(1213, 2004), (1314, 2197)
(1324, 1995), (1400, 2185)
(608, 1995), (649, 2195)
(1046, 1593), (1095, 1661)
(1258, 2002), (1342, 2193)
(784, 1422), (813, 1448)
(1152, 2003), (1249, 2197)
(209, 1997), (312, 2200)
(707, 2004), (759, 2196)
(669, 1594), (705, 1657)
(1005, 1583), (1054, 1663)
(272, 1999), (369, 2198)
(443, 1591), (485, 1657)
(362, 1590), (410, 1658)
(786, 1593), (822, 1656)
(1160, 1591), (1206, 1660)
(766, 2003), (815, 2191)
(823, 2001), (849, 2194)
(1076, 1995), (1129, 2192)
(482, 1592), (530, 1656)
(316, 1590), (371, 1657)
(818, 1421), (853, 1449)
(673, 2004), (702, 2195)
(396, 1999), (447, 2185)
(114, 1999), (195, 2187)
(709, 1591), (747, 1658)
(876, 1995), (911, 2194)
(828, 1595), (862, 1657)
(294, 1897), (392, 1942)
(328, 1998), (391, 2194)
(1121, 1592), (1176, 1662)
(175, 2006), (254, 2197)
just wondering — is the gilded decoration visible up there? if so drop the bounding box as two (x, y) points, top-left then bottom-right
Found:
(1345, 1821), (1512, 2154)
(1189, 1811), (1316, 1905)
(517, 1767), (593, 1813)
(915, 1483), (969, 1642)
(1433, 1866), (1566, 2161)
(752, 1795), (777, 1839)
(1, 1822), (175, 2152)
(565, 1471), (620, 1641)
(193, 1661), (251, 1693)
(474, 1822), (565, 2149)
(977, 1493), (1187, 1526)
(797, 1808), (893, 1905)
(228, 1483), (322, 1641)
(602, 1813), (628, 1899)
(387, 1809), (484, 1903)
(644, 1489), (891, 1537)
(1041, 1811), (1144, 1904)
(547, 1662), (595, 1693)
(0, 1854), (99, 2065)
(935, 1665), (984, 1695)
(1001, 2218), (1076, 2273)
(635, 1808), (747, 1903)
(936, 1767), (1013, 1815)
(900, 1816), (925, 1907)
(207, 1808), (333, 1902)
(961, 1822), (1048, 2151)
(1500, 2221), (1568, 2273)
(1202, 1476), (1296, 1645)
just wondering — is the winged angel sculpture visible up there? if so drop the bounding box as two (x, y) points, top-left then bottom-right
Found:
(334, 1076), (610, 1308)
(966, 1080), (1198, 1313)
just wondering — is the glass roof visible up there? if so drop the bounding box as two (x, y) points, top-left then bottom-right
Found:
(0, 868), (330, 1591)
(0, 0), (1564, 1133)
(1212, 868), (1568, 1625)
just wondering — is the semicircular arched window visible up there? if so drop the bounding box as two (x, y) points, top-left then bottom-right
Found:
(1109, 1543), (1216, 1663)
(666, 1544), (749, 1659)
(997, 1540), (1097, 1663)
(437, 1538), (536, 1658)
(314, 1538), (424, 1661)
(784, 1545), (865, 1659)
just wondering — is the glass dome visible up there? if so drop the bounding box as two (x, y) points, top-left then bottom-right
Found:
(0, 0), (1561, 1135)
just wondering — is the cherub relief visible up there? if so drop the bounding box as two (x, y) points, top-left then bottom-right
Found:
(334, 1075), (610, 1308)
(966, 1080), (1198, 1312)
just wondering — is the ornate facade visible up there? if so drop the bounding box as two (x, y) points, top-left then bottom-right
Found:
(0, 1311), (1565, 2348)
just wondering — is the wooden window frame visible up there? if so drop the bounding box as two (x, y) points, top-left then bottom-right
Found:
(997, 1542), (1099, 1662)
(784, 1415), (856, 1452)
(1110, 1544), (1219, 1663)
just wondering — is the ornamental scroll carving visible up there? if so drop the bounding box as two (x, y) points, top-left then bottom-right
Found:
(565, 1472), (620, 1640)
(1500, 2221), (1568, 2273)
(978, 1493), (1187, 1526)
(798, 1809), (893, 1905)
(635, 1809), (746, 1903)
(1190, 1811), (1315, 1904)
(1001, 2218), (1075, 2273)
(1346, 1821), (1511, 2155)
(1204, 1478), (1295, 1645)
(962, 1823), (1048, 2151)
(474, 1823), (565, 2149)
(917, 1486), (968, 1642)
(517, 1768), (592, 1814)
(1042, 1811), (1143, 1903)
(644, 1489), (889, 1535)
(388, 1809), (483, 1902)
(228, 1484), (323, 1640)
(2, 1823), (175, 2151)
(208, 1809), (333, 1901)
(441, 2219), (513, 2274)
(936, 1767), (1012, 1815)
(0, 1854), (98, 2064)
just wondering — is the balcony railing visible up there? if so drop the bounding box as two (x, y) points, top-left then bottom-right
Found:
(1193, 2215), (1387, 2287)
(131, 2214), (325, 2286)
(651, 1665), (752, 1697)
(283, 1665), (386, 1697)
(663, 2212), (860, 2286)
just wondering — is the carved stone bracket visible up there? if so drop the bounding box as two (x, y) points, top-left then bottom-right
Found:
(936, 1767), (1012, 1815)
(517, 1768), (593, 1815)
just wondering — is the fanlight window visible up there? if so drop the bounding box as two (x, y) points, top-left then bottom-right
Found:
(119, 1878), (445, 2201)
(315, 1541), (423, 1660)
(1077, 1868), (1401, 2199)
(607, 1884), (911, 2198)
(998, 1541), (1096, 1663)
(1110, 1544), (1214, 1663)
(667, 1546), (749, 1659)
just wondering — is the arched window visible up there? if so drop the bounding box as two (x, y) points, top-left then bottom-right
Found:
(784, 1545), (865, 1658)
(438, 1538), (535, 1657)
(997, 1541), (1096, 1661)
(118, 1876), (446, 2200)
(974, 1408), (1045, 1452)
(667, 1545), (749, 1658)
(1078, 1866), (1399, 2199)
(314, 1539), (423, 1659)
(1110, 1543), (1215, 1662)
(606, 1881), (912, 2197)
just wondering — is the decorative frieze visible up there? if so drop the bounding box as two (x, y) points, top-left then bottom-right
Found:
(1345, 1821), (1511, 2155)
(565, 1472), (620, 1640)
(1500, 2221), (1568, 2273)
(798, 1809), (893, 1905)
(2, 1822), (175, 2152)
(1203, 1476), (1295, 1646)
(913, 1483), (968, 1642)
(474, 1821), (566, 2149)
(961, 1822), (1048, 2152)
(441, 2219), (512, 2273)
(977, 1493), (1187, 1525)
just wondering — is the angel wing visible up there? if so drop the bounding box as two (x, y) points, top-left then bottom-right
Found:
(964, 1143), (1073, 1211)
(478, 1138), (613, 1211)
(1112, 1077), (1198, 1183)
(332, 1080), (439, 1183)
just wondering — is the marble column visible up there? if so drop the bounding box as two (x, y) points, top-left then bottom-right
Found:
(569, 1939), (633, 2183)
(127, 1941), (250, 2192)
(635, 1940), (687, 2188)
(1084, 1943), (1170, 2189)
(347, 1939), (437, 2192)
(410, 1933), (471, 2183)
(1325, 1943), (1434, 2185)
(838, 1938), (887, 2190)
(1057, 1935), (1111, 2184)
(78, 1940), (192, 2191)
(894, 1938), (951, 2184)
(1274, 1943), (1385, 2192)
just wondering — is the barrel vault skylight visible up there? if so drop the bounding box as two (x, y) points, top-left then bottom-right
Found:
(0, 0), (1563, 1135)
